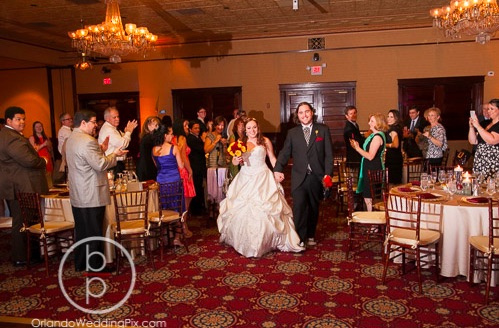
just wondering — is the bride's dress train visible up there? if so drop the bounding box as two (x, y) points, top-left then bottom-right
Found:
(217, 145), (305, 257)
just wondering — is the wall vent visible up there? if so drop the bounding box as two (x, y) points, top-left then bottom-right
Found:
(308, 38), (325, 50)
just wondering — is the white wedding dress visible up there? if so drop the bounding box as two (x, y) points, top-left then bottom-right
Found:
(217, 145), (305, 257)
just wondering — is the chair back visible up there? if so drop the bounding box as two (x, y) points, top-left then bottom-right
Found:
(406, 160), (425, 183)
(113, 190), (149, 232)
(339, 161), (360, 188)
(16, 192), (44, 230)
(384, 193), (423, 244)
(487, 198), (499, 250)
(441, 148), (451, 166)
(43, 197), (67, 222)
(368, 168), (389, 207)
(158, 180), (184, 215)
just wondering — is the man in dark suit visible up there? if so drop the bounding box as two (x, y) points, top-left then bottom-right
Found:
(403, 106), (428, 158)
(0, 106), (48, 266)
(274, 102), (333, 247)
(186, 120), (207, 216)
(343, 105), (365, 165)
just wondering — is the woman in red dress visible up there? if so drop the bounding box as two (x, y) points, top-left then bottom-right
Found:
(173, 119), (196, 237)
(29, 121), (54, 188)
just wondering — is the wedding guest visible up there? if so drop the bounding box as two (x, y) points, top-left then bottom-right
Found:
(0, 106), (47, 266)
(469, 99), (499, 178)
(186, 121), (207, 216)
(172, 119), (195, 237)
(228, 117), (245, 178)
(136, 116), (160, 181)
(194, 107), (208, 134)
(403, 106), (428, 158)
(152, 125), (185, 245)
(29, 121), (54, 188)
(385, 109), (403, 185)
(343, 105), (364, 165)
(350, 113), (387, 211)
(218, 118), (305, 257)
(226, 108), (241, 138)
(98, 106), (138, 176)
(416, 107), (448, 166)
(204, 116), (228, 168)
(274, 102), (333, 247)
(56, 113), (73, 183)
(66, 110), (125, 272)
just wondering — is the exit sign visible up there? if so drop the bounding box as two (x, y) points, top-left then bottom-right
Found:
(310, 65), (323, 76)
(103, 77), (112, 85)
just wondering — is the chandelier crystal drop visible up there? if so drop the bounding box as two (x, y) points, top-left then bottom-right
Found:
(68, 0), (158, 63)
(430, 0), (499, 44)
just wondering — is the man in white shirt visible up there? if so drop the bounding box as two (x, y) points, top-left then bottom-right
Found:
(98, 107), (138, 175)
(55, 113), (73, 182)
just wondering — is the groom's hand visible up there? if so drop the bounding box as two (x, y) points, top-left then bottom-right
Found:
(274, 172), (284, 182)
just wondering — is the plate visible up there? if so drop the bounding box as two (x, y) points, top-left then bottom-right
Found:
(418, 193), (446, 202)
(461, 196), (490, 205)
(394, 186), (421, 194)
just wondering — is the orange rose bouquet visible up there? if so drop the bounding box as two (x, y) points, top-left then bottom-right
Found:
(227, 140), (247, 157)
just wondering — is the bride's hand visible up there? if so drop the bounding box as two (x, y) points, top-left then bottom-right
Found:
(232, 156), (243, 165)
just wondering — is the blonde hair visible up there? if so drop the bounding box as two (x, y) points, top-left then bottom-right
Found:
(140, 116), (161, 139)
(369, 113), (388, 132)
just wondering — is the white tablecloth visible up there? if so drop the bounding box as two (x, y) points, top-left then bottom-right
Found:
(389, 189), (498, 285)
(42, 189), (158, 263)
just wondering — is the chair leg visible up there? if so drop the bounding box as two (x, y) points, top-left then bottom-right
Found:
(42, 238), (49, 277)
(416, 249), (422, 293)
(485, 255), (493, 305)
(435, 243), (440, 283)
(469, 245), (476, 287)
(382, 243), (391, 285)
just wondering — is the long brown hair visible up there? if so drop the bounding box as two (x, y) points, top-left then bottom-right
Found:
(242, 117), (265, 146)
(32, 121), (48, 145)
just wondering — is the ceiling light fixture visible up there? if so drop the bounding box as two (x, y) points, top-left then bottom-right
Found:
(68, 0), (158, 63)
(74, 53), (93, 71)
(430, 0), (499, 44)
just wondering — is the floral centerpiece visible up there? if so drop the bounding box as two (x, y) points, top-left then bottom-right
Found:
(227, 140), (247, 157)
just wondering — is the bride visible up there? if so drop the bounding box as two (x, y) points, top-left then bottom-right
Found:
(217, 118), (305, 257)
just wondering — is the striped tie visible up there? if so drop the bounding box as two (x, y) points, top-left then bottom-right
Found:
(304, 127), (311, 145)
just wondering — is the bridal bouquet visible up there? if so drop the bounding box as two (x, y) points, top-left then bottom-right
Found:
(227, 140), (247, 157)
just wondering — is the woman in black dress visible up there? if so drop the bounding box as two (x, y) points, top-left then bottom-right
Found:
(385, 109), (403, 185)
(350, 113), (387, 211)
(136, 116), (161, 181)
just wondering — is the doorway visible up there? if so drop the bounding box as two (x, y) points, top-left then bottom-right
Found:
(78, 92), (140, 158)
(279, 82), (356, 155)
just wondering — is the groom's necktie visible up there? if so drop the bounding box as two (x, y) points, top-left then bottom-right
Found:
(304, 127), (311, 145)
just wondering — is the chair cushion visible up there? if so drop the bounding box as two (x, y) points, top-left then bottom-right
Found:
(0, 217), (12, 229)
(148, 210), (180, 223)
(389, 228), (440, 247)
(469, 236), (499, 254)
(112, 220), (146, 235)
(373, 202), (385, 211)
(351, 211), (386, 224)
(28, 221), (74, 234)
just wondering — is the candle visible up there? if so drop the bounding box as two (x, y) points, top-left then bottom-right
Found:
(454, 165), (463, 182)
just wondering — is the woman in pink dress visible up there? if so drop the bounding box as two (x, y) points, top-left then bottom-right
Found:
(29, 121), (54, 188)
(173, 119), (196, 237)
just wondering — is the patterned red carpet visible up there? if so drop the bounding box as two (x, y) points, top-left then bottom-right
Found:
(0, 207), (499, 327)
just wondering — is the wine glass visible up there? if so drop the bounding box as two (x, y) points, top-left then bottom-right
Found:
(420, 173), (429, 191)
(486, 177), (496, 196)
(438, 170), (446, 185)
(430, 172), (438, 189)
(447, 179), (457, 195)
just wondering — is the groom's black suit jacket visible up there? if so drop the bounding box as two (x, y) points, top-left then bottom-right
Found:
(274, 123), (333, 193)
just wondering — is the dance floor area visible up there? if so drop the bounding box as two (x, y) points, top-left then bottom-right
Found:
(0, 204), (499, 327)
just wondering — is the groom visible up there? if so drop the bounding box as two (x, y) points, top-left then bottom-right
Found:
(274, 102), (333, 247)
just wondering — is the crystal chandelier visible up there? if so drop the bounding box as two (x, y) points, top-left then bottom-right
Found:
(74, 53), (93, 71)
(430, 0), (499, 44)
(68, 0), (158, 63)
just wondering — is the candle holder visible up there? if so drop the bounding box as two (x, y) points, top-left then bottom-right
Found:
(462, 180), (472, 196)
(454, 166), (463, 183)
